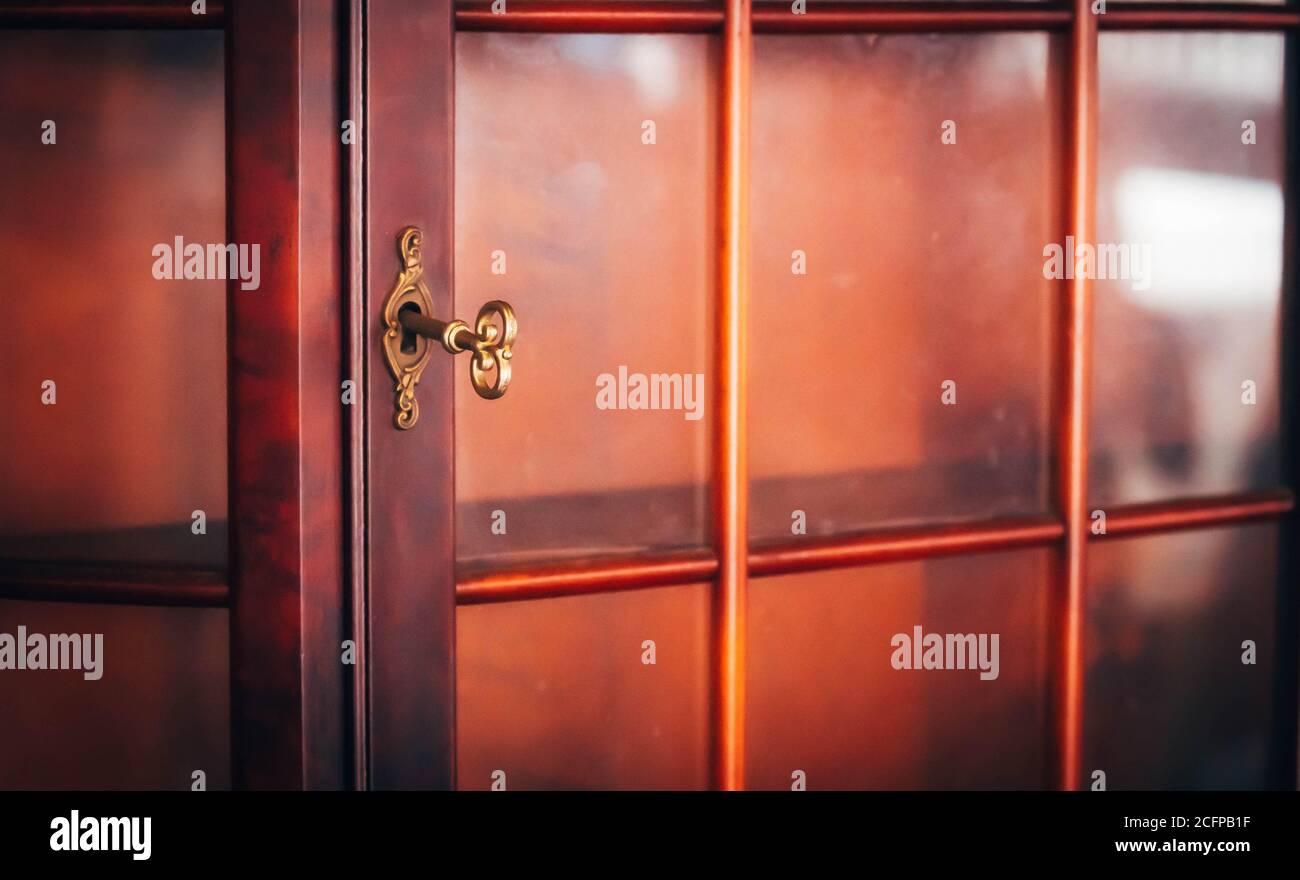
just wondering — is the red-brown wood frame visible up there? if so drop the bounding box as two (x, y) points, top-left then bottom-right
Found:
(225, 0), (306, 791)
(227, 0), (350, 792)
(715, 0), (751, 793)
(1053, 0), (1096, 795)
(452, 1), (1300, 33)
(0, 0), (352, 791)
(361, 0), (458, 792)
(1, 0), (1297, 793)
(444, 0), (1300, 793)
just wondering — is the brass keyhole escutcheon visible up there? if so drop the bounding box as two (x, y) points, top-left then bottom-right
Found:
(381, 226), (517, 429)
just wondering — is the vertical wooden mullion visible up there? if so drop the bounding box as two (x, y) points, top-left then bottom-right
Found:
(227, 0), (305, 789)
(228, 0), (350, 791)
(1052, 0), (1097, 793)
(362, 0), (457, 790)
(713, 0), (751, 792)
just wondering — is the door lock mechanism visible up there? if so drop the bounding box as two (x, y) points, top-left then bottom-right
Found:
(382, 226), (517, 429)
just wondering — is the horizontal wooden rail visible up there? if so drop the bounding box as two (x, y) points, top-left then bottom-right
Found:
(1095, 489), (1295, 538)
(0, 1), (1295, 34)
(0, 561), (228, 607)
(457, 0), (722, 32)
(753, 1), (1071, 32)
(455, 1), (1300, 33)
(0, 0), (224, 27)
(457, 549), (718, 603)
(750, 514), (1065, 576)
(457, 490), (1295, 604)
(1102, 3), (1300, 30)
(0, 490), (1289, 607)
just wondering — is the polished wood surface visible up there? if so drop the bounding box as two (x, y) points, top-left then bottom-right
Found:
(460, 550), (718, 604)
(1052, 0), (1097, 793)
(753, 517), (1066, 577)
(363, 0), (458, 791)
(457, 0), (722, 32)
(1102, 3), (1300, 30)
(227, 0), (305, 790)
(299, 0), (350, 793)
(753, 1), (1071, 31)
(4, 0), (1298, 794)
(1100, 491), (1294, 539)
(713, 0), (751, 792)
(452, 1), (1300, 33)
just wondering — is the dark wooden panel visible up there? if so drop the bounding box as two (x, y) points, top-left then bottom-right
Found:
(227, 0), (305, 790)
(300, 0), (349, 792)
(228, 0), (351, 791)
(364, 0), (457, 790)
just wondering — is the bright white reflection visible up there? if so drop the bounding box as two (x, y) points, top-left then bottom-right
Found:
(1114, 166), (1282, 313)
(1103, 31), (1283, 103)
(558, 34), (682, 105)
(624, 36), (681, 105)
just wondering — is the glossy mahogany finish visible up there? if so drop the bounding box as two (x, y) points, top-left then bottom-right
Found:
(713, 0), (751, 793)
(457, 0), (722, 32)
(299, 0), (350, 793)
(752, 1), (1071, 31)
(460, 550), (719, 604)
(3, 0), (1297, 795)
(1051, 0), (1097, 794)
(1099, 491), (1294, 538)
(363, 0), (458, 791)
(752, 517), (1066, 577)
(454, 1), (1073, 33)
(453, 1), (1300, 33)
(1103, 3), (1300, 30)
(226, 0), (305, 791)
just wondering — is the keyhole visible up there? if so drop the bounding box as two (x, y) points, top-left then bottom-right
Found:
(399, 303), (421, 354)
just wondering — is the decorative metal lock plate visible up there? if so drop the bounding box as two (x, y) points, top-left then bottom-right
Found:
(382, 226), (517, 429)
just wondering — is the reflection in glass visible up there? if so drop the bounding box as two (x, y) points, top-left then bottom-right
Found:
(749, 33), (1059, 541)
(1085, 524), (1276, 789)
(455, 34), (716, 568)
(1091, 33), (1284, 507)
(457, 583), (710, 789)
(747, 549), (1051, 789)
(0, 600), (230, 789)
(0, 31), (227, 568)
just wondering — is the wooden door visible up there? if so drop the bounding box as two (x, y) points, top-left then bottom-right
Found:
(363, 0), (1300, 792)
(0, 0), (350, 791)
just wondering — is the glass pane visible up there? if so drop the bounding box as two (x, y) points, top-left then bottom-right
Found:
(457, 583), (710, 789)
(0, 31), (227, 568)
(749, 33), (1059, 542)
(455, 33), (716, 568)
(747, 549), (1051, 789)
(1085, 523), (1277, 790)
(1090, 33), (1284, 507)
(0, 600), (230, 790)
